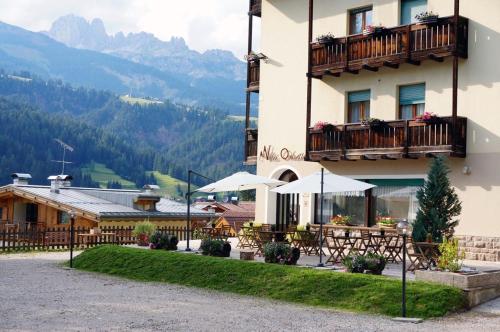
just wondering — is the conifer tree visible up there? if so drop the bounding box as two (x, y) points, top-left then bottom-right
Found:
(412, 156), (462, 242)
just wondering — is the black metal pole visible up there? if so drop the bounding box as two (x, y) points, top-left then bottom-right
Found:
(186, 170), (192, 251)
(402, 234), (407, 317)
(69, 215), (75, 268)
(318, 168), (324, 267)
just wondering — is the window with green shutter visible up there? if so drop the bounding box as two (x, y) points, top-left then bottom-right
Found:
(348, 90), (371, 123)
(401, 0), (427, 25)
(399, 84), (425, 120)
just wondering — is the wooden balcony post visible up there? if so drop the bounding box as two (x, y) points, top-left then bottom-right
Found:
(305, 0), (314, 160)
(452, 0), (460, 153)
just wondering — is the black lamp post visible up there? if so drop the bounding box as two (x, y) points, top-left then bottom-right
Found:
(185, 170), (214, 251)
(396, 219), (412, 318)
(69, 210), (76, 268)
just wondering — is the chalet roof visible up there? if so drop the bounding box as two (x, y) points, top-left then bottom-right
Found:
(0, 184), (213, 220)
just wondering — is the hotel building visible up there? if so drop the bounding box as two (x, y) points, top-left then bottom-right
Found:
(244, 0), (500, 261)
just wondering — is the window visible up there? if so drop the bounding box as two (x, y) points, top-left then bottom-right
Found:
(350, 6), (373, 35)
(399, 83), (425, 120)
(58, 211), (70, 225)
(315, 193), (366, 226)
(369, 179), (424, 224)
(314, 178), (424, 226)
(25, 203), (38, 223)
(348, 90), (371, 123)
(401, 0), (427, 25)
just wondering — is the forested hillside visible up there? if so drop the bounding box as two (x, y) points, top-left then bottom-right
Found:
(0, 73), (250, 190)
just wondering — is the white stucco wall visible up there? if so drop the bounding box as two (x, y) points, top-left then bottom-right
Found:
(255, 0), (500, 238)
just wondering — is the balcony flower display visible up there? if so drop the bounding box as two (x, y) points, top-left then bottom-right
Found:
(316, 32), (335, 44)
(361, 117), (386, 129)
(415, 11), (439, 24)
(363, 24), (387, 36)
(415, 112), (440, 123)
(330, 214), (352, 226)
(377, 217), (397, 229)
(313, 121), (333, 131)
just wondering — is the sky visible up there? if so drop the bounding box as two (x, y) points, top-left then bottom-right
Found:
(0, 0), (257, 58)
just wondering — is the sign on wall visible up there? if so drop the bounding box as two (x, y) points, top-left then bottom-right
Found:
(259, 145), (305, 162)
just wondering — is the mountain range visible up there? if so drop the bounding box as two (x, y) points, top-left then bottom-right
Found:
(0, 15), (247, 114)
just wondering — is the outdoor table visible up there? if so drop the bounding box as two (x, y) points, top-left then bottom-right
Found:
(326, 235), (360, 264)
(414, 242), (441, 269)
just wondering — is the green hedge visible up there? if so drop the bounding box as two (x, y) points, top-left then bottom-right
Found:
(73, 245), (466, 318)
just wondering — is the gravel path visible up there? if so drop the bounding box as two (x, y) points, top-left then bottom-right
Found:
(0, 252), (499, 332)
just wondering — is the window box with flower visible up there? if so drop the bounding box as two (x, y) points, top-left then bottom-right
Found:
(415, 11), (439, 25)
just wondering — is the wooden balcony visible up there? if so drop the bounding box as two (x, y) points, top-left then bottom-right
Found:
(311, 16), (468, 78)
(247, 59), (260, 92)
(249, 0), (262, 17)
(245, 128), (258, 165)
(308, 117), (467, 161)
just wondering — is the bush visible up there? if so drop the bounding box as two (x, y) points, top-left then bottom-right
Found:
(343, 252), (386, 275)
(199, 239), (231, 257)
(438, 238), (464, 272)
(132, 221), (157, 246)
(263, 242), (300, 265)
(149, 231), (178, 251)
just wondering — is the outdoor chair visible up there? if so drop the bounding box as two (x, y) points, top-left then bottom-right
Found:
(325, 233), (348, 264)
(236, 229), (249, 249)
(255, 231), (274, 256)
(383, 234), (404, 263)
(406, 240), (426, 271)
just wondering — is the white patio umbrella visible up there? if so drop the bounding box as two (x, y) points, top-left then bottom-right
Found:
(197, 171), (286, 193)
(271, 168), (376, 266)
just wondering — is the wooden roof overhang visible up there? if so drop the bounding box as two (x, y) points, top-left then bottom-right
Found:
(0, 186), (100, 222)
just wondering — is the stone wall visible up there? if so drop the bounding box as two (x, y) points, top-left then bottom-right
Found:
(456, 235), (500, 262)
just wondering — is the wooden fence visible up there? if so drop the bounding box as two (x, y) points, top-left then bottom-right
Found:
(0, 225), (194, 252)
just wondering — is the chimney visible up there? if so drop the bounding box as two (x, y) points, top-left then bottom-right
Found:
(11, 173), (32, 185)
(48, 175), (61, 193)
(135, 185), (161, 211)
(142, 184), (160, 195)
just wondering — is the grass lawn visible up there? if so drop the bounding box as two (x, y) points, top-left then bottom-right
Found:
(148, 171), (190, 198)
(73, 246), (466, 319)
(82, 162), (136, 189)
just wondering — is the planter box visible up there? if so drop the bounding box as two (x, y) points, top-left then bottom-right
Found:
(416, 269), (500, 307)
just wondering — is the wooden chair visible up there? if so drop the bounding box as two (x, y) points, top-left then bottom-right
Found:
(383, 235), (403, 263)
(325, 233), (349, 264)
(255, 231), (274, 256)
(406, 240), (426, 271)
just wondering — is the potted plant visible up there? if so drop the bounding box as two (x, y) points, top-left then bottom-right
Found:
(415, 11), (439, 25)
(132, 221), (156, 246)
(316, 32), (335, 44)
(361, 117), (386, 129)
(415, 111), (441, 124)
(330, 214), (352, 226)
(312, 121), (333, 131)
(363, 25), (375, 35)
(344, 228), (351, 238)
(364, 252), (387, 275)
(305, 222), (311, 231)
(377, 217), (397, 229)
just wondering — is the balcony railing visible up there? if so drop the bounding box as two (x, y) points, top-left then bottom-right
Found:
(308, 117), (467, 161)
(247, 59), (260, 92)
(245, 128), (258, 165)
(250, 0), (262, 17)
(311, 16), (468, 77)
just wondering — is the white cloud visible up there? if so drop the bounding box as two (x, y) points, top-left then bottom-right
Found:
(0, 0), (255, 57)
